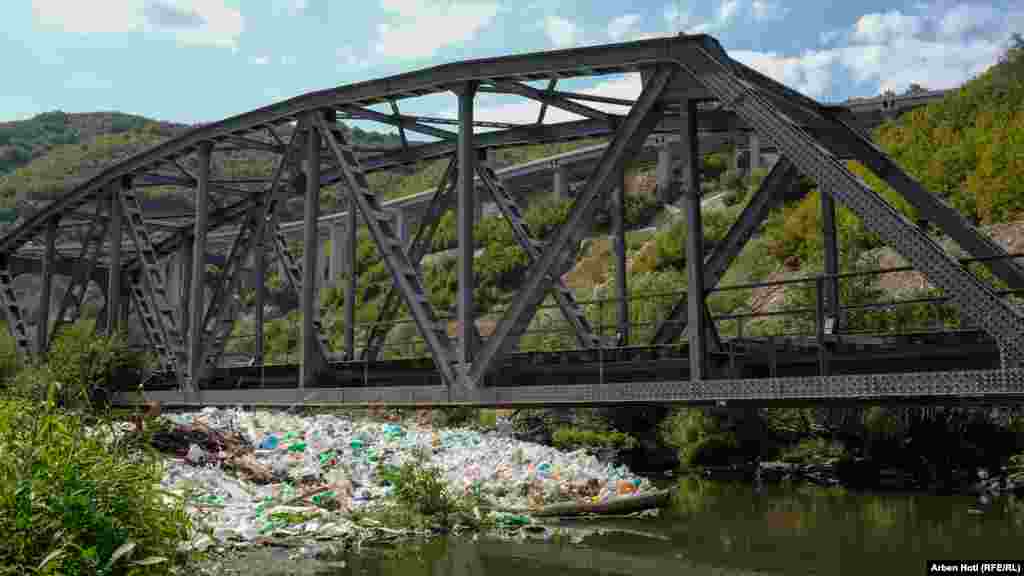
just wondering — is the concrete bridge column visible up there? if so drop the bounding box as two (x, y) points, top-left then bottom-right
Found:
(329, 221), (345, 287)
(390, 209), (409, 248)
(553, 164), (569, 200)
(656, 142), (673, 203)
(749, 132), (761, 174)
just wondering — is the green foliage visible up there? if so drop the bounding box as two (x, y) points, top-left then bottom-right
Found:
(779, 438), (850, 465)
(551, 427), (637, 451)
(0, 396), (190, 575)
(39, 321), (144, 411)
(390, 451), (455, 518)
(0, 111), (79, 176)
(660, 406), (769, 468)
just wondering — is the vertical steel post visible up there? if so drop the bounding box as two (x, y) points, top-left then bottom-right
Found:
(189, 142), (212, 390)
(106, 182), (122, 335)
(36, 216), (57, 354)
(301, 114), (322, 387)
(330, 220), (344, 287)
(682, 98), (707, 380)
(821, 188), (840, 333)
(179, 235), (193, 338)
(253, 231), (264, 365)
(344, 196), (356, 360)
(456, 82), (478, 374)
(613, 163), (629, 346)
(656, 143), (672, 203)
(815, 276), (829, 375)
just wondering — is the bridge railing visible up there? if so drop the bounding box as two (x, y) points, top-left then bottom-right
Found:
(215, 252), (1024, 367)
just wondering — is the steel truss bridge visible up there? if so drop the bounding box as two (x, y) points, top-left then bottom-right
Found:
(2, 34), (1023, 408)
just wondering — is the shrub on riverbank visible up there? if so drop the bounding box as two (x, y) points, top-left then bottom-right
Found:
(0, 321), (193, 575)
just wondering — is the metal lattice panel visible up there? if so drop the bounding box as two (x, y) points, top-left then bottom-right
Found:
(0, 254), (32, 358)
(272, 222), (332, 361)
(362, 156), (459, 361)
(315, 113), (460, 388)
(115, 368), (1024, 407)
(120, 186), (186, 376)
(476, 162), (605, 349)
(202, 129), (304, 369)
(673, 39), (1024, 366)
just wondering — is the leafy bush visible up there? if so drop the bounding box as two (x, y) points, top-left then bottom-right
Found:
(551, 426), (637, 451)
(0, 394), (191, 576)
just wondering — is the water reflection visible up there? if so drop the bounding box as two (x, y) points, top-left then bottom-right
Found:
(241, 477), (1024, 576)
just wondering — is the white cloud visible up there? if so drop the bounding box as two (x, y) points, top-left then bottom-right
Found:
(374, 0), (499, 59)
(543, 15), (581, 48)
(33, 0), (146, 33)
(851, 10), (923, 44)
(607, 13), (641, 41)
(937, 3), (999, 41)
(717, 0), (740, 24)
(663, 4), (698, 32)
(250, 55), (270, 65)
(731, 49), (840, 98)
(31, 0), (243, 49)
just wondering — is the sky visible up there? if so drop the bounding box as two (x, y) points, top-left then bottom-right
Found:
(2, 0), (1022, 132)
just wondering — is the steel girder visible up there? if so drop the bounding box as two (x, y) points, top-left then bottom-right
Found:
(115, 367), (1024, 407)
(489, 80), (614, 123)
(120, 181), (187, 379)
(475, 161), (606, 349)
(465, 65), (677, 387)
(315, 113), (461, 387)
(652, 158), (800, 345)
(673, 37), (1024, 366)
(361, 156), (458, 362)
(0, 254), (33, 359)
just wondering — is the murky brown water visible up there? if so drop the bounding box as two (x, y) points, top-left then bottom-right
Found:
(223, 477), (1024, 576)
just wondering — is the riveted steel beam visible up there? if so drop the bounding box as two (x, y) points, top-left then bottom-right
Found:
(314, 113), (460, 388)
(106, 183), (123, 335)
(681, 98), (707, 380)
(468, 65), (676, 385)
(301, 112), (325, 387)
(338, 106), (457, 140)
(0, 252), (33, 359)
(456, 82), (478, 380)
(362, 156), (458, 361)
(535, 78), (558, 124)
(676, 36), (1024, 366)
(490, 80), (612, 123)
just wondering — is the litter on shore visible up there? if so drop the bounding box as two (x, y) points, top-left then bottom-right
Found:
(120, 407), (662, 550)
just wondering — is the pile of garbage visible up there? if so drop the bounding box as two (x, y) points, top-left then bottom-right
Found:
(143, 407), (656, 549)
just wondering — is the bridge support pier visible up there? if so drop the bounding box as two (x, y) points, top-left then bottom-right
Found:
(656, 142), (673, 203)
(682, 98), (708, 380)
(553, 164), (569, 200)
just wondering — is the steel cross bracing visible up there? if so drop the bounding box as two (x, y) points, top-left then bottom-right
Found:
(314, 112), (462, 388)
(200, 127), (305, 371)
(670, 38), (1024, 366)
(652, 158), (801, 345)
(50, 202), (110, 342)
(475, 162), (607, 349)
(361, 156), (459, 362)
(465, 65), (678, 387)
(120, 183), (187, 377)
(0, 253), (33, 358)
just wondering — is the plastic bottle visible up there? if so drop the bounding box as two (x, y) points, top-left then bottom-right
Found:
(259, 435), (279, 450)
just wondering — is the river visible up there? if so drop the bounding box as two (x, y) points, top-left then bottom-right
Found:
(212, 476), (1024, 576)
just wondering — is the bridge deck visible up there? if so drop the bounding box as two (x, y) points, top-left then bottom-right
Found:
(113, 330), (1024, 408)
